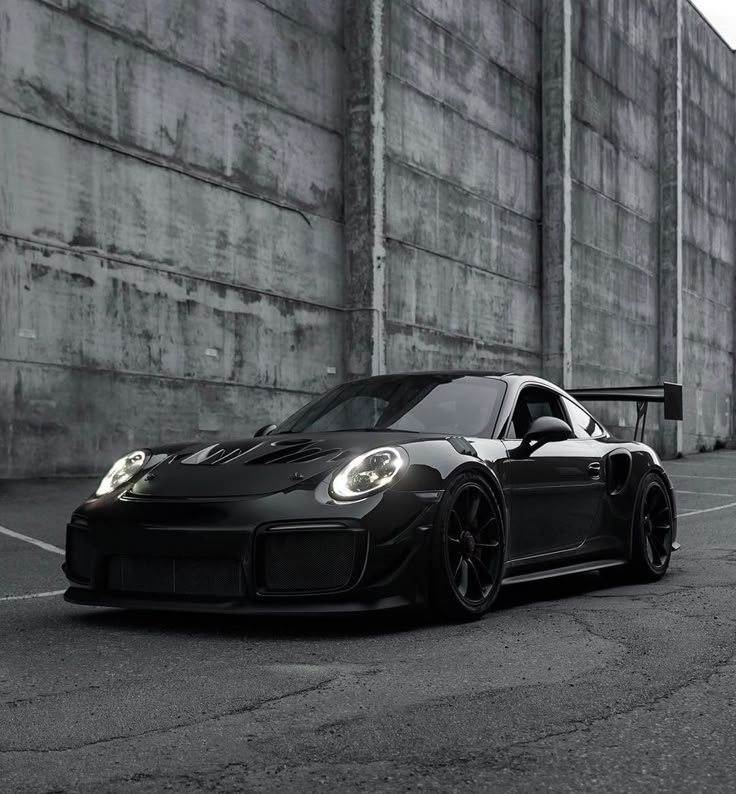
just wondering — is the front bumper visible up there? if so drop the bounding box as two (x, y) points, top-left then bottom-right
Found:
(63, 488), (439, 614)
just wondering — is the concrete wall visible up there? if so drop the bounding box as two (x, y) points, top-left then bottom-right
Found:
(569, 0), (661, 397)
(1, 0), (735, 476)
(384, 0), (543, 373)
(681, 2), (735, 451)
(0, 0), (345, 476)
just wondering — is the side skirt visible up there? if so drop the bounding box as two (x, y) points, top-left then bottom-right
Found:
(501, 558), (627, 586)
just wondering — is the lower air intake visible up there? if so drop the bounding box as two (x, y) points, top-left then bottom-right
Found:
(107, 557), (243, 598)
(258, 527), (360, 593)
(66, 526), (94, 582)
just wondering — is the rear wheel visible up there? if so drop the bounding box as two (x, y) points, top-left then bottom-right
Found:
(430, 473), (505, 621)
(631, 473), (674, 581)
(602, 472), (674, 585)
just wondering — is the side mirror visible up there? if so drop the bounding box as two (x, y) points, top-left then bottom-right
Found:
(523, 416), (572, 444)
(254, 423), (277, 437)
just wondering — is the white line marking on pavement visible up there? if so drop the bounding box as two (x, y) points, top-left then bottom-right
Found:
(679, 501), (736, 518)
(0, 525), (64, 555)
(669, 474), (736, 482)
(0, 590), (65, 603)
(676, 489), (735, 498)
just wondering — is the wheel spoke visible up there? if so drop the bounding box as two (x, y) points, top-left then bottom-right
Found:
(448, 510), (463, 541)
(645, 535), (656, 565)
(467, 557), (485, 598)
(456, 559), (469, 597)
(469, 556), (494, 590)
(477, 516), (497, 533)
(475, 541), (500, 549)
(467, 492), (481, 528)
(649, 531), (668, 562)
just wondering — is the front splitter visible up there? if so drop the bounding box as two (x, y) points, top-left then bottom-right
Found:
(64, 587), (415, 616)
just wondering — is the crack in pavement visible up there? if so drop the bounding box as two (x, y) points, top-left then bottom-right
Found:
(0, 677), (336, 755)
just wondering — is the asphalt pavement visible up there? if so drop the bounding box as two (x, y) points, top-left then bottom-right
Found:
(1, 451), (736, 793)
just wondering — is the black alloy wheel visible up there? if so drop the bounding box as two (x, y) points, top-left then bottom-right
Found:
(629, 472), (674, 582)
(430, 473), (505, 620)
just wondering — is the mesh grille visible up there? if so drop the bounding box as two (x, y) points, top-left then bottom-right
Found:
(107, 557), (243, 597)
(259, 529), (357, 592)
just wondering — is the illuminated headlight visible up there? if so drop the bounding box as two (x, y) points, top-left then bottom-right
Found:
(95, 450), (149, 497)
(329, 446), (408, 500)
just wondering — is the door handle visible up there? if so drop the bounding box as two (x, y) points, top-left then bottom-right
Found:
(588, 462), (601, 480)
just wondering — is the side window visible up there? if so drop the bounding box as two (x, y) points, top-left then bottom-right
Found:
(563, 397), (606, 439)
(507, 387), (566, 439)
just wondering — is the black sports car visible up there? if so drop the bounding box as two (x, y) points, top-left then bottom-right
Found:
(64, 372), (683, 620)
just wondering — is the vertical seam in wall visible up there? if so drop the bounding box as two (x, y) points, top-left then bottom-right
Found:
(371, 0), (387, 376)
(675, 0), (684, 453)
(562, 0), (573, 389)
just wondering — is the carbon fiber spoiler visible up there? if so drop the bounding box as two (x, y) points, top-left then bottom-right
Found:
(568, 382), (683, 442)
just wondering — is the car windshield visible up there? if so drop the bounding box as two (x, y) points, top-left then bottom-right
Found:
(275, 375), (507, 437)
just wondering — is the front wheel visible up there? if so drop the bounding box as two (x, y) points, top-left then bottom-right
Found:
(429, 473), (506, 621)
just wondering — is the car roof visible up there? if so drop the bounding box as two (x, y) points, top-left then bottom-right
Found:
(355, 370), (514, 380)
(356, 371), (557, 385)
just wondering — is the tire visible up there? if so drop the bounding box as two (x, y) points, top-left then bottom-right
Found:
(429, 472), (506, 621)
(614, 471), (674, 584)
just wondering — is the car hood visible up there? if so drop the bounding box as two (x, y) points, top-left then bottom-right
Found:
(129, 431), (434, 499)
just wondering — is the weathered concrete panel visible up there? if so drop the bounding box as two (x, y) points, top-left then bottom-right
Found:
(0, 361), (312, 479)
(0, 116), (344, 307)
(385, 161), (539, 286)
(386, 78), (541, 220)
(570, 301), (658, 382)
(386, 241), (541, 356)
(571, 184), (658, 275)
(574, 4), (660, 106)
(572, 124), (658, 222)
(683, 289), (732, 351)
(388, 1), (539, 154)
(385, 323), (541, 376)
(1, 0), (342, 220)
(572, 59), (658, 169)
(683, 102), (734, 170)
(572, 245), (657, 327)
(682, 195), (733, 263)
(597, 0), (661, 60)
(0, 239), (343, 393)
(683, 150), (733, 218)
(405, 0), (541, 88)
(36, 0), (344, 130)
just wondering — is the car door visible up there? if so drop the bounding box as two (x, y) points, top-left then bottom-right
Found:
(503, 386), (606, 560)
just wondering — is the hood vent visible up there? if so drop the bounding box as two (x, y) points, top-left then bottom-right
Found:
(179, 439), (352, 467)
(246, 442), (348, 466)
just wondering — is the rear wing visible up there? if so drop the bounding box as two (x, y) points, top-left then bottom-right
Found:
(568, 382), (683, 442)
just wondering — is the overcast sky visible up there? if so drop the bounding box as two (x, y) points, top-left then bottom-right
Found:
(692, 0), (736, 48)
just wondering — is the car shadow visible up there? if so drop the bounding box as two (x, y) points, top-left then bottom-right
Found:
(64, 571), (618, 639)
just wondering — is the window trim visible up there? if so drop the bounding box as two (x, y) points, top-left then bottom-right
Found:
(561, 395), (608, 440)
(502, 384), (569, 441)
